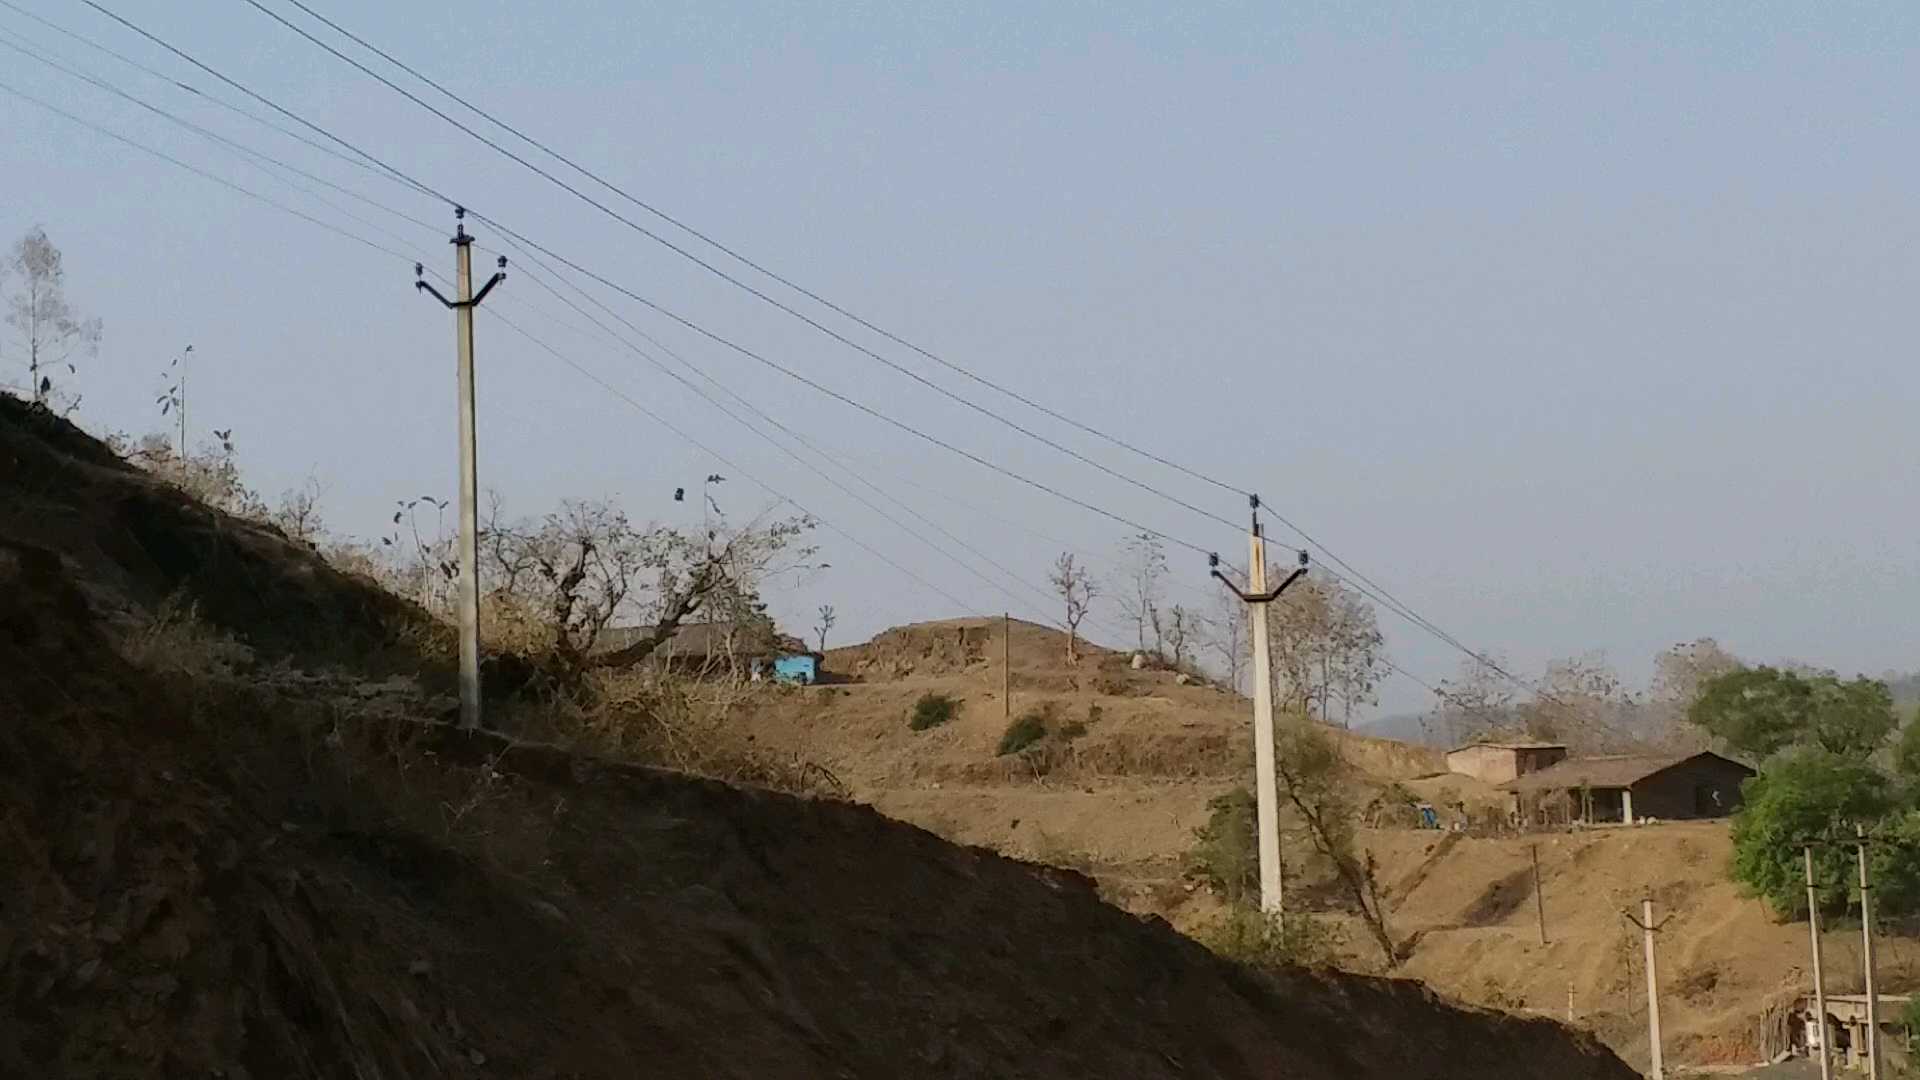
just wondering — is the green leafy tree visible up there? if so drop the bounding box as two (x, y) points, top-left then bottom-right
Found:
(1689, 667), (1896, 762)
(1730, 748), (1906, 917)
(1187, 787), (1258, 902)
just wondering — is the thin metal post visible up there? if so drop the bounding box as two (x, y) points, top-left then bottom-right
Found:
(1806, 846), (1832, 1080)
(177, 346), (188, 456)
(1860, 825), (1882, 1079)
(1247, 526), (1282, 916)
(1532, 843), (1548, 945)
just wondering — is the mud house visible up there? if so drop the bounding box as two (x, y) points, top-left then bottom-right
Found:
(1445, 741), (1568, 784)
(1501, 751), (1755, 825)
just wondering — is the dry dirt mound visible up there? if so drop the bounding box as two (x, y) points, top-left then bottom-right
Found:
(0, 398), (1634, 1078)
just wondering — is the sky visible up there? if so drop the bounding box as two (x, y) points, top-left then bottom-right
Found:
(1, 0), (1915, 718)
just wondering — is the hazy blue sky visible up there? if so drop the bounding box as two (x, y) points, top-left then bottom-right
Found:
(2, 0), (1915, 717)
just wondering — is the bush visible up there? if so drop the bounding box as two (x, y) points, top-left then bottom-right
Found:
(1059, 719), (1089, 741)
(1194, 907), (1345, 971)
(910, 692), (959, 731)
(1730, 747), (1910, 918)
(997, 710), (1049, 756)
(1187, 787), (1258, 902)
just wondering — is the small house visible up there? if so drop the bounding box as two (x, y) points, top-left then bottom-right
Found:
(764, 653), (821, 686)
(1445, 741), (1568, 785)
(1501, 750), (1755, 825)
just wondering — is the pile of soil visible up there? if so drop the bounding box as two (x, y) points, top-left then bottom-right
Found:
(0, 399), (1636, 1078)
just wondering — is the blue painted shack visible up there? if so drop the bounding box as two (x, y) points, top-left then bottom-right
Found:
(771, 654), (820, 685)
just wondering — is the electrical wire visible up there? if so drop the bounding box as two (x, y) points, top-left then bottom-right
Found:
(0, 77), (415, 266)
(82, 0), (1222, 559)
(70, 0), (1549, 702)
(242, 0), (1557, 706)
(0, 28), (439, 250)
(498, 250), (1085, 635)
(266, 0), (1255, 503)
(0, 69), (989, 624)
(235, 0), (1251, 536)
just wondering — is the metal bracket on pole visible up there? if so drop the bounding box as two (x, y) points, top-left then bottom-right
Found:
(1211, 548), (1308, 604)
(416, 259), (506, 308)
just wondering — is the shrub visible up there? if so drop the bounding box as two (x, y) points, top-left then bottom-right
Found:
(1729, 747), (1913, 918)
(1059, 719), (1089, 741)
(910, 692), (959, 731)
(1187, 787), (1258, 902)
(1194, 907), (1345, 971)
(997, 710), (1049, 756)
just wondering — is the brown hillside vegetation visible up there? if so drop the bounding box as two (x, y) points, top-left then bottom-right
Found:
(0, 396), (1632, 1078)
(745, 615), (1894, 1071)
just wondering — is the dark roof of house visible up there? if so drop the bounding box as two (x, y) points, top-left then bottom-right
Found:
(1447, 740), (1567, 754)
(1500, 751), (1754, 793)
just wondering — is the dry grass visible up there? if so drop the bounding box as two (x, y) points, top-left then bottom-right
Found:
(118, 593), (253, 677)
(520, 666), (847, 799)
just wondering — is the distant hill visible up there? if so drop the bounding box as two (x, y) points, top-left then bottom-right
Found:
(1357, 710), (1448, 747)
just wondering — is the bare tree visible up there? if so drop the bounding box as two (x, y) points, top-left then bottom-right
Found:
(272, 476), (327, 546)
(813, 603), (837, 652)
(1117, 533), (1168, 656)
(1519, 652), (1640, 753)
(1425, 654), (1518, 745)
(1207, 584), (1249, 693)
(5, 226), (101, 411)
(1165, 603), (1195, 674)
(1273, 717), (1397, 966)
(1265, 579), (1386, 727)
(1048, 552), (1097, 665)
(1641, 637), (1741, 749)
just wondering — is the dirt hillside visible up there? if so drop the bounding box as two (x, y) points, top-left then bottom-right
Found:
(747, 616), (1890, 1071)
(0, 396), (1633, 1078)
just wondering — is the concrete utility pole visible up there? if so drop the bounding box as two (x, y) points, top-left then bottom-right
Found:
(1623, 897), (1666, 1079)
(1210, 495), (1308, 916)
(415, 208), (506, 730)
(1858, 825), (1882, 1080)
(1642, 897), (1665, 1080)
(1805, 846), (1832, 1080)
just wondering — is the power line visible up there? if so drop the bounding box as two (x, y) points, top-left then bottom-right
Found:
(0, 0), (420, 200)
(478, 306), (988, 621)
(247, 0), (1555, 705)
(0, 61), (988, 626)
(0, 27), (439, 249)
(0, 77), (414, 266)
(236, 0), (1250, 536)
(266, 0), (1256, 504)
(76, 0), (1542, 703)
(495, 252), (1072, 632)
(82, 0), (1222, 561)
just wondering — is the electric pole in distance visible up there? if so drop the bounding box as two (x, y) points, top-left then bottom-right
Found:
(415, 207), (506, 730)
(1210, 495), (1308, 917)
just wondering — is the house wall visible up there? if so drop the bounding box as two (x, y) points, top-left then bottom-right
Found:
(1629, 758), (1753, 820)
(1514, 746), (1568, 775)
(1447, 746), (1521, 784)
(772, 655), (818, 685)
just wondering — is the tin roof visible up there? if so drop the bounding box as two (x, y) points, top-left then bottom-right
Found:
(1500, 751), (1754, 793)
(1446, 740), (1567, 754)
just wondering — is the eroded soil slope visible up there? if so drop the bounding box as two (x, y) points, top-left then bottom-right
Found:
(0, 399), (1634, 1079)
